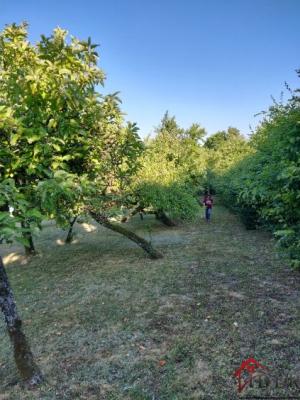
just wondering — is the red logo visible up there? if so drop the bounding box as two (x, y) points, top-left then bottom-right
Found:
(234, 357), (269, 393)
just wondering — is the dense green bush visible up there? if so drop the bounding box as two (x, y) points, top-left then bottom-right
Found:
(132, 113), (207, 221)
(135, 182), (199, 221)
(216, 74), (300, 268)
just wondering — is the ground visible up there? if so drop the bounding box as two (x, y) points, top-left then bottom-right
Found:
(0, 202), (299, 399)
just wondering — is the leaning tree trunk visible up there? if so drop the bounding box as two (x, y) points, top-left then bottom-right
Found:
(155, 210), (177, 227)
(65, 216), (78, 244)
(0, 256), (43, 387)
(121, 207), (175, 227)
(121, 206), (144, 223)
(21, 221), (36, 256)
(89, 211), (162, 259)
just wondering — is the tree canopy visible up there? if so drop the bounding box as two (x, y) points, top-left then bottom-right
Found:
(131, 112), (207, 221)
(214, 73), (300, 268)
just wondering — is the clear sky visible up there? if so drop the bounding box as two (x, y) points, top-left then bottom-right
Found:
(1, 0), (299, 137)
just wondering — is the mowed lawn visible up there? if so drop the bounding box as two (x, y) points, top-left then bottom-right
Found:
(0, 202), (299, 399)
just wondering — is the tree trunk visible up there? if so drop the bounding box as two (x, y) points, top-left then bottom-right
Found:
(89, 211), (163, 259)
(0, 257), (43, 387)
(65, 216), (77, 244)
(25, 233), (36, 256)
(0, 203), (10, 244)
(155, 210), (177, 227)
(123, 208), (176, 227)
(121, 206), (144, 223)
(21, 221), (36, 256)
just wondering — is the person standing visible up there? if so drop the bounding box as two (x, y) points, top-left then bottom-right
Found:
(203, 193), (213, 222)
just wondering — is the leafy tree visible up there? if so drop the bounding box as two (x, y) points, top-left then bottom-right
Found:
(204, 130), (227, 150)
(203, 126), (250, 194)
(0, 23), (103, 253)
(129, 113), (207, 224)
(204, 126), (244, 150)
(184, 123), (206, 143)
(216, 73), (300, 268)
(0, 23), (162, 259)
(0, 23), (163, 385)
(0, 22), (105, 384)
(0, 182), (43, 385)
(37, 170), (162, 259)
(207, 132), (249, 175)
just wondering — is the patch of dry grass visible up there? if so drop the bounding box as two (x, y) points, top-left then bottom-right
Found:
(0, 203), (299, 399)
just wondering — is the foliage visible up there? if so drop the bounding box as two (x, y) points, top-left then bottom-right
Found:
(1, 23), (299, 269)
(204, 127), (251, 195)
(36, 171), (90, 227)
(0, 23), (143, 244)
(215, 75), (300, 268)
(204, 126), (244, 150)
(83, 93), (144, 194)
(0, 179), (42, 246)
(132, 112), (207, 220)
(0, 23), (104, 181)
(136, 182), (199, 221)
(0, 23), (104, 242)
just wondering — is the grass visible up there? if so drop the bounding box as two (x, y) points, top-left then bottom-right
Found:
(0, 201), (299, 399)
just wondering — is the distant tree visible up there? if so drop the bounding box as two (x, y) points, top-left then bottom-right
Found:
(158, 111), (184, 139)
(204, 130), (227, 150)
(227, 126), (243, 140)
(127, 113), (207, 225)
(204, 127), (250, 194)
(184, 123), (206, 143)
(204, 127), (244, 150)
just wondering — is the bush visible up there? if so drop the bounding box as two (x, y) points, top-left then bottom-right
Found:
(215, 74), (300, 268)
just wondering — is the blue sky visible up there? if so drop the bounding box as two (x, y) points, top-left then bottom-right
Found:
(1, 0), (299, 137)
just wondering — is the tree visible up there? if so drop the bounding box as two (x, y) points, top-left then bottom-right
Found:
(129, 113), (207, 225)
(184, 123), (206, 143)
(0, 23), (161, 259)
(204, 127), (244, 150)
(204, 130), (227, 150)
(216, 73), (300, 268)
(204, 126), (250, 194)
(37, 171), (162, 259)
(0, 185), (43, 386)
(0, 23), (103, 254)
(0, 23), (163, 386)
